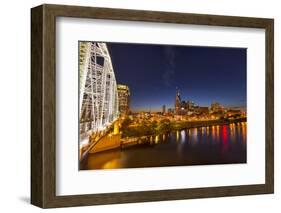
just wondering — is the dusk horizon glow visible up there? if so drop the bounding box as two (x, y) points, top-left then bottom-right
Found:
(107, 42), (246, 112)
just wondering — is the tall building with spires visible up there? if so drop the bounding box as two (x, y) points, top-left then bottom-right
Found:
(175, 90), (181, 115)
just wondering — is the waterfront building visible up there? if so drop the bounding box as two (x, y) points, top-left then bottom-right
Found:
(174, 90), (200, 115)
(226, 109), (242, 118)
(167, 108), (174, 114)
(210, 102), (223, 112)
(117, 84), (130, 116)
(175, 90), (182, 115)
(195, 106), (209, 114)
(162, 105), (166, 115)
(186, 100), (195, 112)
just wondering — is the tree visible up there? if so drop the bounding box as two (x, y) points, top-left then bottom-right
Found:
(122, 117), (133, 127)
(151, 120), (158, 134)
(157, 119), (171, 134)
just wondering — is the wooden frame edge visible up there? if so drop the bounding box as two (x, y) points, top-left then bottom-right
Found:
(31, 4), (274, 208)
(31, 5), (44, 207)
(265, 19), (274, 194)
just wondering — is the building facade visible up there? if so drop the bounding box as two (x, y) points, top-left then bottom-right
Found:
(162, 105), (166, 115)
(175, 90), (182, 115)
(210, 102), (223, 112)
(117, 84), (130, 116)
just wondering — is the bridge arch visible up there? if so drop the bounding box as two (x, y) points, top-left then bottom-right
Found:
(79, 42), (119, 141)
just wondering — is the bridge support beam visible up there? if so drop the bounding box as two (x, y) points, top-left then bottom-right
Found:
(89, 133), (121, 154)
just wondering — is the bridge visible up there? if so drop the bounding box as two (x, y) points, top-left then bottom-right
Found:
(79, 42), (120, 160)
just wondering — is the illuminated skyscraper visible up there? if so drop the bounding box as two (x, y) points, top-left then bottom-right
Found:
(117, 84), (130, 116)
(175, 90), (181, 115)
(162, 105), (166, 115)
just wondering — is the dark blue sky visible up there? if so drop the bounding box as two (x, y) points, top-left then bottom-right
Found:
(107, 42), (246, 112)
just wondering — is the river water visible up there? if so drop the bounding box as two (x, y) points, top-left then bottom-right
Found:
(81, 122), (247, 170)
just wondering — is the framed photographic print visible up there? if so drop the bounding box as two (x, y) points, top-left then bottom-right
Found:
(31, 4), (274, 208)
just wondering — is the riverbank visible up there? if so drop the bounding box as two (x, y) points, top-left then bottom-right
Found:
(172, 117), (246, 130)
(81, 121), (247, 170)
(121, 117), (246, 148)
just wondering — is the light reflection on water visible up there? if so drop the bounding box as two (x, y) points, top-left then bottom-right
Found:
(83, 122), (247, 170)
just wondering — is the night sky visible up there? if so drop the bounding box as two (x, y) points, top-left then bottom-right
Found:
(107, 42), (246, 112)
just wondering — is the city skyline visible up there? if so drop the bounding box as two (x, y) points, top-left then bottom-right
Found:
(107, 42), (247, 112)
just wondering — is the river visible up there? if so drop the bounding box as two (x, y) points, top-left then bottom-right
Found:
(80, 122), (247, 170)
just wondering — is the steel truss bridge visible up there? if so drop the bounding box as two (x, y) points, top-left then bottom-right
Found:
(79, 42), (119, 152)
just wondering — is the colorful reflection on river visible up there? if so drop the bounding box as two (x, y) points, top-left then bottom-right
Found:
(81, 122), (247, 170)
